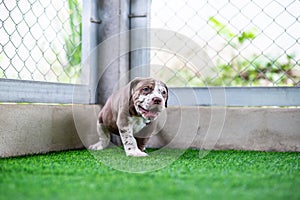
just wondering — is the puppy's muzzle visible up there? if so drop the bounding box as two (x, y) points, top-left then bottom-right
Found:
(152, 97), (162, 105)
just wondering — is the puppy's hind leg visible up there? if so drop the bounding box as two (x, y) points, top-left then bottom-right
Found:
(88, 121), (111, 150)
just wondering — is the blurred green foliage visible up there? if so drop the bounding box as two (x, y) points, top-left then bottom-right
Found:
(60, 0), (82, 83)
(208, 53), (298, 86)
(66, 0), (82, 67)
(164, 17), (299, 87)
(205, 17), (299, 86)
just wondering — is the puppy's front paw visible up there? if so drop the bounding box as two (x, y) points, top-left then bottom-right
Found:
(126, 149), (148, 157)
(88, 141), (106, 150)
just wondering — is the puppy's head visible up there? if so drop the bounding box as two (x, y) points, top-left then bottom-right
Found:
(130, 77), (168, 121)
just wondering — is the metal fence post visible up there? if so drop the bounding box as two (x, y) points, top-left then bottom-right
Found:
(95, 0), (131, 105)
(81, 0), (100, 104)
(129, 0), (151, 79)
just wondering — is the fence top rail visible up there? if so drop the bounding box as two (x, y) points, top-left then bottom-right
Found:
(0, 79), (88, 104)
(0, 79), (299, 106)
(168, 87), (300, 106)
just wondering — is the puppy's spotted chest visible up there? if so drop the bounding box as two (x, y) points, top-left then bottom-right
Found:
(128, 116), (150, 134)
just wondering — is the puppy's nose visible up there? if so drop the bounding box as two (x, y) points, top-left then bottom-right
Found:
(152, 97), (162, 105)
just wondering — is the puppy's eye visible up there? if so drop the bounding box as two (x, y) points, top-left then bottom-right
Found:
(161, 90), (166, 95)
(142, 87), (149, 93)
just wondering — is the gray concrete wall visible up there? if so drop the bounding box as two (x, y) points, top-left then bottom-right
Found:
(149, 107), (300, 152)
(0, 104), (299, 157)
(0, 105), (83, 157)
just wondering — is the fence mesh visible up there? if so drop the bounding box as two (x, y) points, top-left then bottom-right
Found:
(150, 0), (300, 86)
(1, 0), (299, 86)
(0, 0), (81, 83)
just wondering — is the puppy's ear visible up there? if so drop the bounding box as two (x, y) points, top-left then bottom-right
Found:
(164, 84), (169, 108)
(128, 77), (144, 116)
(129, 77), (144, 95)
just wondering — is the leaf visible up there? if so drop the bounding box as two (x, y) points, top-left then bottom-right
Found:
(208, 16), (235, 40)
(238, 31), (256, 44)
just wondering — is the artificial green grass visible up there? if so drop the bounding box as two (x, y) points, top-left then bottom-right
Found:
(0, 149), (299, 200)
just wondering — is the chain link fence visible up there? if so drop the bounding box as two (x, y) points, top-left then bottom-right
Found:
(1, 0), (300, 87)
(150, 0), (300, 87)
(0, 0), (81, 83)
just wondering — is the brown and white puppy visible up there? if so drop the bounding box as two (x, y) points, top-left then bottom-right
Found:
(89, 77), (168, 157)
